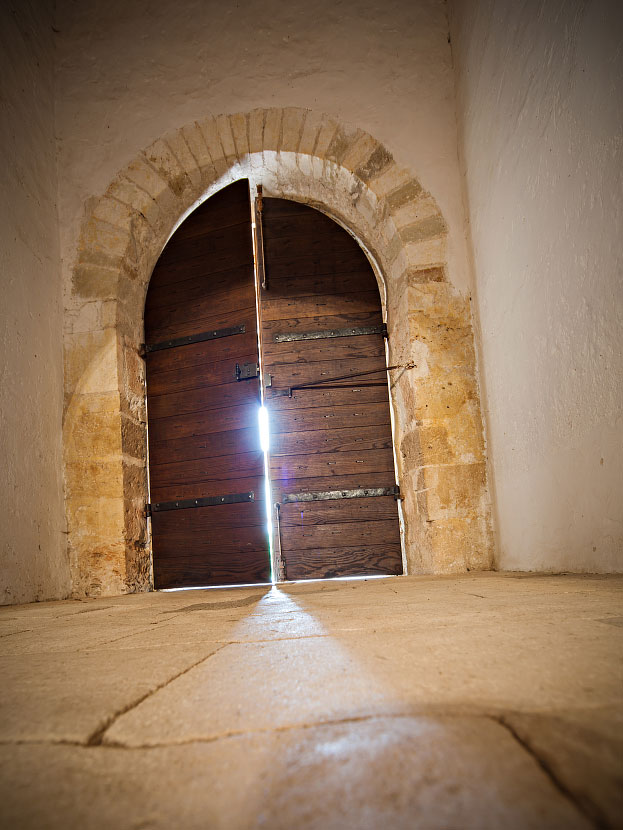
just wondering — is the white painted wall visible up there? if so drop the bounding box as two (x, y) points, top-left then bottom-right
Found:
(3, 0), (619, 604)
(450, 0), (623, 571)
(0, 1), (70, 602)
(54, 0), (471, 293)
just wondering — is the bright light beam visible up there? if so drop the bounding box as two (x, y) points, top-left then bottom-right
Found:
(258, 405), (270, 452)
(258, 405), (274, 581)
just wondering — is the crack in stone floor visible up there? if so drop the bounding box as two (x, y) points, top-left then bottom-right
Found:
(1, 573), (621, 829)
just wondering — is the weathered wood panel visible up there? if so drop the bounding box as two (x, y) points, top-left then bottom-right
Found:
(145, 180), (269, 588)
(260, 197), (402, 580)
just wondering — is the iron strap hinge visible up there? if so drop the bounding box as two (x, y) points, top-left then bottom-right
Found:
(147, 492), (255, 514)
(143, 324), (246, 355)
(282, 485), (400, 504)
(273, 323), (387, 343)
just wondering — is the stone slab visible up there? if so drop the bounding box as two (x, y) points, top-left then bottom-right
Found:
(0, 716), (591, 830)
(0, 644), (221, 744)
(503, 707), (623, 828)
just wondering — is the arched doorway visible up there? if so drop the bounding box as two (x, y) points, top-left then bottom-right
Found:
(144, 179), (402, 588)
(63, 107), (493, 598)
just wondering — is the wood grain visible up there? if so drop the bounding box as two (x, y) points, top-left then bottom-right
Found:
(282, 545), (402, 580)
(261, 197), (402, 580)
(145, 180), (269, 588)
(270, 425), (393, 456)
(279, 496), (399, 526)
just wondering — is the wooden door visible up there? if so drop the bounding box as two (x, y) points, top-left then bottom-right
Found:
(144, 180), (269, 589)
(259, 197), (403, 580)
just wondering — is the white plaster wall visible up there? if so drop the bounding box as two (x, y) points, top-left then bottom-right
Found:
(54, 0), (471, 293)
(450, 0), (623, 571)
(0, 1), (70, 603)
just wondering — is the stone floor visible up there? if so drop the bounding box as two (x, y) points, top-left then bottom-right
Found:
(0, 572), (621, 829)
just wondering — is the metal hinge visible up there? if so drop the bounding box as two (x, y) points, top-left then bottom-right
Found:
(274, 323), (387, 343)
(235, 362), (260, 381)
(144, 325), (246, 355)
(149, 492), (255, 513)
(282, 485), (400, 504)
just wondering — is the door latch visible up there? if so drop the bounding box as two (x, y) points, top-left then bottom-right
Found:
(235, 362), (260, 381)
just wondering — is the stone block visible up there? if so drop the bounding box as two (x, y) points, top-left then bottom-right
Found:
(106, 178), (160, 227)
(407, 266), (446, 283)
(392, 196), (443, 231)
(215, 114), (236, 160)
(247, 108), (265, 154)
(92, 197), (134, 232)
(144, 138), (192, 199)
(412, 370), (479, 420)
(399, 215), (447, 245)
(79, 216), (131, 268)
(409, 410), (485, 466)
(65, 301), (101, 336)
(404, 234), (447, 269)
(229, 112), (249, 158)
(298, 109), (324, 156)
(351, 187), (378, 227)
(120, 417), (146, 460)
(386, 179), (426, 211)
(408, 315), (474, 362)
(428, 515), (493, 572)
(65, 497), (127, 594)
(325, 125), (363, 166)
(117, 273), (145, 317)
(408, 285), (476, 373)
(64, 391), (120, 417)
(427, 519), (470, 571)
(65, 408), (123, 461)
(64, 329), (119, 397)
(164, 131), (202, 189)
(417, 462), (488, 522)
(65, 459), (125, 500)
(355, 142), (394, 183)
(369, 163), (414, 199)
(384, 230), (403, 264)
(263, 107), (282, 151)
(71, 264), (119, 301)
(123, 497), (148, 546)
(280, 107), (305, 153)
(314, 117), (339, 159)
(341, 132), (378, 174)
(125, 156), (176, 203)
(197, 116), (228, 176)
(409, 281), (469, 321)
(181, 123), (213, 175)
(118, 341), (145, 400)
(122, 460), (148, 500)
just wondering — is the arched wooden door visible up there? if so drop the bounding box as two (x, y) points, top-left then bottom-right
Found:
(259, 197), (403, 580)
(144, 181), (402, 588)
(144, 180), (269, 589)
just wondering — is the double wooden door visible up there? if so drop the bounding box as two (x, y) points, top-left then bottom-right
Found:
(144, 180), (402, 589)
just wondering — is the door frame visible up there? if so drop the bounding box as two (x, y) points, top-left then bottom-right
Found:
(63, 108), (493, 597)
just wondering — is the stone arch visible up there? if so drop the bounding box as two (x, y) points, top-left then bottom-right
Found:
(63, 107), (493, 598)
